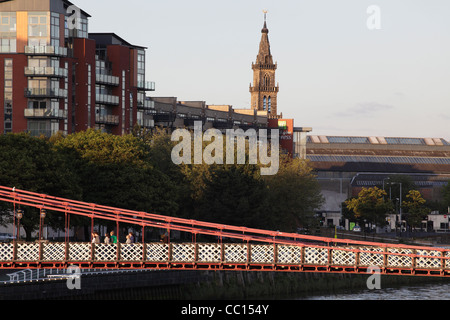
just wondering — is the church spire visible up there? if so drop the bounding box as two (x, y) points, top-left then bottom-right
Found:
(256, 10), (273, 65)
(250, 10), (280, 118)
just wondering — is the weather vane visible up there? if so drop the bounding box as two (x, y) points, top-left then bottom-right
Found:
(263, 9), (268, 21)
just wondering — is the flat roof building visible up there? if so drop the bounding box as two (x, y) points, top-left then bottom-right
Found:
(306, 134), (450, 226)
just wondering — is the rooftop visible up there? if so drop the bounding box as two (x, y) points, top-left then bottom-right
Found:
(307, 135), (450, 146)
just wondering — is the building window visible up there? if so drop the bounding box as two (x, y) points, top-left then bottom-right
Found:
(268, 96), (271, 113)
(87, 64), (92, 128)
(263, 96), (267, 111)
(28, 12), (49, 46)
(122, 71), (126, 135)
(264, 74), (270, 87)
(4, 59), (13, 133)
(137, 49), (145, 85)
(50, 12), (60, 47)
(0, 12), (17, 53)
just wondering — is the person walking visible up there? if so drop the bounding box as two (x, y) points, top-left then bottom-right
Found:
(110, 231), (117, 244)
(92, 232), (100, 244)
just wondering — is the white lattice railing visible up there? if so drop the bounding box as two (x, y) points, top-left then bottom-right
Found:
(0, 242), (449, 271)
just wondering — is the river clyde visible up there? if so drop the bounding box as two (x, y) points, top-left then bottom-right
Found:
(296, 282), (450, 300)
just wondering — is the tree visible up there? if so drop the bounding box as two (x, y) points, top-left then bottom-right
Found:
(402, 190), (430, 229)
(441, 180), (450, 210)
(0, 133), (81, 240)
(345, 187), (393, 227)
(52, 130), (182, 239)
(264, 156), (324, 232)
(382, 174), (415, 202)
(194, 165), (272, 229)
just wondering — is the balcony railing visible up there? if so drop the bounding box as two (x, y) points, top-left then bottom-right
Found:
(136, 81), (155, 91)
(95, 74), (120, 86)
(24, 88), (68, 99)
(95, 94), (120, 105)
(24, 46), (68, 57)
(25, 66), (68, 78)
(95, 114), (120, 125)
(137, 118), (155, 128)
(25, 129), (58, 138)
(137, 99), (155, 110)
(24, 108), (68, 119)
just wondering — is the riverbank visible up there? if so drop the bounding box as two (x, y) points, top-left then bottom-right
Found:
(177, 271), (450, 300)
(2, 269), (449, 300)
(52, 270), (450, 300)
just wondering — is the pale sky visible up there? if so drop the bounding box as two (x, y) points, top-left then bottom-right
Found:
(75, 0), (450, 140)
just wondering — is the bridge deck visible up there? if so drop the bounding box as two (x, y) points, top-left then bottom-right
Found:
(1, 186), (449, 277)
(1, 241), (449, 277)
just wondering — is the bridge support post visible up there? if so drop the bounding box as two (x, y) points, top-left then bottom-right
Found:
(412, 249), (417, 275)
(142, 242), (147, 262)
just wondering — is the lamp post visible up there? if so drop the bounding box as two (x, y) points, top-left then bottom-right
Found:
(39, 208), (47, 241)
(16, 209), (24, 241)
(388, 182), (403, 235)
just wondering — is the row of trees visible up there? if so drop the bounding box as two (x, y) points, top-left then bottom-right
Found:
(0, 129), (324, 240)
(344, 175), (450, 231)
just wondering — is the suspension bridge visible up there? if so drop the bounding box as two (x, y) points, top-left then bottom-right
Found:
(0, 186), (449, 278)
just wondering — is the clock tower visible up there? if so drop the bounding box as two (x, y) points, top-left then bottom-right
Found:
(250, 12), (280, 118)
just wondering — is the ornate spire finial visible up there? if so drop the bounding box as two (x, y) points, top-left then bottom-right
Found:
(262, 9), (269, 34)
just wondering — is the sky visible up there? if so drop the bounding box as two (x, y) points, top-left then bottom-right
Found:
(75, 0), (450, 140)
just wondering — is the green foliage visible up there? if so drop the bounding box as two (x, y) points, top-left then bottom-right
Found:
(0, 129), (325, 237)
(194, 165), (271, 228)
(0, 133), (81, 239)
(345, 187), (393, 227)
(264, 155), (324, 231)
(402, 190), (430, 228)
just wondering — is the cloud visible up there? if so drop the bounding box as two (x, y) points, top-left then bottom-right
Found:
(333, 102), (395, 118)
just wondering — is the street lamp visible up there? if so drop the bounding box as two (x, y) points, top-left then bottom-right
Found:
(39, 208), (47, 241)
(388, 182), (403, 234)
(16, 209), (24, 241)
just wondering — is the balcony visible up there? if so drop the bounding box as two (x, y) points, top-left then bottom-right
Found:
(136, 81), (155, 91)
(24, 88), (68, 99)
(96, 74), (120, 86)
(95, 114), (119, 125)
(95, 93), (120, 106)
(137, 99), (154, 110)
(24, 108), (68, 119)
(25, 66), (68, 78)
(24, 46), (68, 57)
(137, 118), (155, 128)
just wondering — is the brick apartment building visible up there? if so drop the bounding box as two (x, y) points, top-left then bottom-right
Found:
(0, 0), (155, 137)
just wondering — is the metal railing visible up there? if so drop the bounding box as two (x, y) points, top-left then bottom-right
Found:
(24, 88), (68, 99)
(24, 108), (68, 119)
(1, 267), (148, 285)
(25, 66), (68, 78)
(24, 46), (68, 57)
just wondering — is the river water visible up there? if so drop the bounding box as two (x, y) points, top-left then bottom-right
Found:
(299, 282), (450, 300)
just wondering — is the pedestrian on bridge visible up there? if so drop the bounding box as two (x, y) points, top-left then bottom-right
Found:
(128, 232), (135, 243)
(110, 231), (117, 244)
(91, 232), (100, 244)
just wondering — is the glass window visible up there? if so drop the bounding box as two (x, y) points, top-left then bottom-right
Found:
(28, 12), (49, 45)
